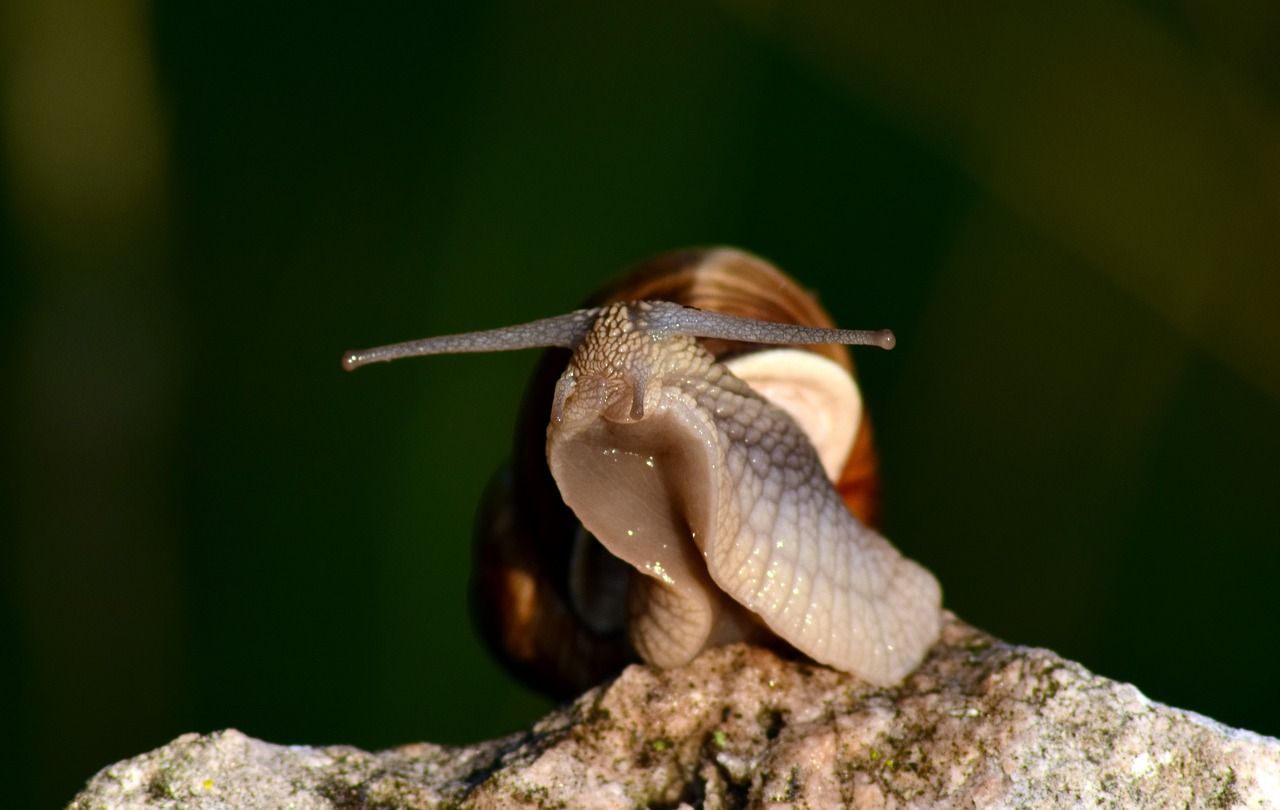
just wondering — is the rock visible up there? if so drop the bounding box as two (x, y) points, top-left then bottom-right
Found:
(68, 613), (1280, 809)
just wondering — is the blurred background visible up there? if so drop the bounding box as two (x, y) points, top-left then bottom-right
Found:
(3, 0), (1278, 805)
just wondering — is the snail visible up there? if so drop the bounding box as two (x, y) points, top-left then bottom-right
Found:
(344, 248), (942, 696)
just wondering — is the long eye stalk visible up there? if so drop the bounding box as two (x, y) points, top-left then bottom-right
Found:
(647, 303), (896, 350)
(342, 301), (895, 372)
(342, 308), (603, 371)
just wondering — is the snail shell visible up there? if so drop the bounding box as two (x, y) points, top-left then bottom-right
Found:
(344, 247), (942, 697)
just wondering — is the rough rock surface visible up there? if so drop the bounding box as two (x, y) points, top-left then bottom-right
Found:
(69, 614), (1279, 809)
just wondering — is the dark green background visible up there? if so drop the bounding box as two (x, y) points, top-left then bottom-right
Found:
(3, 2), (1278, 806)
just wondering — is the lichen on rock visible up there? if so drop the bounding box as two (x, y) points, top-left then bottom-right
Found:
(68, 614), (1280, 809)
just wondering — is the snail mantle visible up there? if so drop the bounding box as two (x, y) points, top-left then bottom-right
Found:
(69, 614), (1280, 809)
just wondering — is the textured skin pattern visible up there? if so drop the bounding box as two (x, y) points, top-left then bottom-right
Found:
(627, 574), (715, 668)
(549, 302), (941, 686)
(689, 364), (941, 686)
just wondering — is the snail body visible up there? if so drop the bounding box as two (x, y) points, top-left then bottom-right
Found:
(345, 248), (942, 695)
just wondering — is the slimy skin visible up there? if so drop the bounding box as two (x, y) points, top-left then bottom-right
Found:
(545, 302), (940, 685)
(345, 296), (942, 686)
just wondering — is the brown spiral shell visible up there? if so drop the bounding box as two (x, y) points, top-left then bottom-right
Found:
(470, 247), (883, 697)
